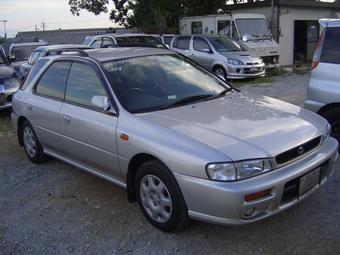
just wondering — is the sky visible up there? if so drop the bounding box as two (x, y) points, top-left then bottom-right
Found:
(0, 0), (116, 37)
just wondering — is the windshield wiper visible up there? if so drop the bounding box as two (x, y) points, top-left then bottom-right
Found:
(161, 94), (214, 110)
(210, 87), (233, 99)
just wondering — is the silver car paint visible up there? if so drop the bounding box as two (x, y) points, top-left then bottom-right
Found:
(170, 35), (265, 79)
(12, 48), (339, 226)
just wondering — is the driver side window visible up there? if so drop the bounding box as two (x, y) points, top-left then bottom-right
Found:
(65, 62), (108, 109)
(193, 37), (211, 52)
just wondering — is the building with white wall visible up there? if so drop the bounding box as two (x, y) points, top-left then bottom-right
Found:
(228, 0), (340, 66)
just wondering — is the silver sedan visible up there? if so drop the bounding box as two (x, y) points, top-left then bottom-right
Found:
(12, 47), (338, 232)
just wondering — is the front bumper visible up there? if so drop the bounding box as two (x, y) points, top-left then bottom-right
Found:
(174, 137), (338, 225)
(226, 64), (265, 79)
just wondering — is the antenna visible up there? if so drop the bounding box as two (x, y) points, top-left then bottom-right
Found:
(0, 20), (8, 38)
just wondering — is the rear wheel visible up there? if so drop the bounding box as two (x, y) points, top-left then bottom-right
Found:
(322, 108), (340, 150)
(135, 160), (189, 232)
(21, 120), (49, 164)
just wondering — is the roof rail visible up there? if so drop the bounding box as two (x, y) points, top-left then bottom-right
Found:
(46, 48), (89, 57)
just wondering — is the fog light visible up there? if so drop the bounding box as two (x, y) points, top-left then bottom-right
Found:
(245, 189), (271, 202)
(236, 68), (241, 73)
(243, 207), (256, 218)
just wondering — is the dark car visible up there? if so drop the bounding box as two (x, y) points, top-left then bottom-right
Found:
(19, 44), (92, 81)
(0, 46), (20, 110)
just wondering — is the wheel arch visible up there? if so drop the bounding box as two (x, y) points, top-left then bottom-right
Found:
(317, 102), (340, 116)
(17, 116), (29, 146)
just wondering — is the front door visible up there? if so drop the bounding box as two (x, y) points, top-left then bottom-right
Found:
(59, 61), (121, 180)
(191, 36), (214, 70)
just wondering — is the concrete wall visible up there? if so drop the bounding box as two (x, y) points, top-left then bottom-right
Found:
(279, 8), (335, 65)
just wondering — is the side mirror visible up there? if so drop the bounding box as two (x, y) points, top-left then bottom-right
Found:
(8, 54), (16, 62)
(91, 95), (111, 112)
(242, 34), (251, 42)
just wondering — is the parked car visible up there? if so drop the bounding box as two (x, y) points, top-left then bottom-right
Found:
(19, 44), (92, 81)
(8, 41), (48, 74)
(84, 33), (167, 49)
(305, 19), (340, 149)
(151, 34), (176, 47)
(12, 47), (338, 232)
(170, 35), (265, 79)
(0, 46), (20, 110)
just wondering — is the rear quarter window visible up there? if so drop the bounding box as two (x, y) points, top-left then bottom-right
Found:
(320, 27), (340, 64)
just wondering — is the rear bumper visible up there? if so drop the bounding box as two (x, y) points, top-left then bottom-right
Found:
(304, 99), (325, 113)
(174, 137), (338, 225)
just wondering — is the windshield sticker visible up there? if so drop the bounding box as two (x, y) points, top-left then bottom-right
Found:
(103, 59), (134, 72)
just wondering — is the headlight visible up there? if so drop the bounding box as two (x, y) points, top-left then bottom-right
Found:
(321, 123), (331, 144)
(4, 78), (20, 90)
(227, 58), (244, 66)
(206, 159), (272, 182)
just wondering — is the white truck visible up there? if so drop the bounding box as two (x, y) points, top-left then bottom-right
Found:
(179, 13), (280, 67)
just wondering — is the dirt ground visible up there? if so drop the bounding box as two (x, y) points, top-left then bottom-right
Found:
(1, 72), (339, 255)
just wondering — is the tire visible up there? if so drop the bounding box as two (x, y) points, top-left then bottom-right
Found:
(213, 65), (227, 80)
(135, 160), (189, 232)
(322, 108), (340, 151)
(21, 120), (49, 164)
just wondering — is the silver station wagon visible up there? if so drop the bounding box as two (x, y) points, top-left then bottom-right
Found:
(12, 48), (338, 232)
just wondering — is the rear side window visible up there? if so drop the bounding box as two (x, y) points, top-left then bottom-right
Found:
(102, 37), (115, 48)
(320, 27), (340, 64)
(21, 59), (49, 90)
(35, 61), (71, 99)
(173, 37), (191, 50)
(65, 62), (107, 109)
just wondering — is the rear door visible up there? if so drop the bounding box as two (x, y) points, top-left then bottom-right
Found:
(311, 26), (340, 104)
(25, 60), (71, 154)
(191, 36), (214, 70)
(171, 36), (192, 57)
(59, 61), (121, 179)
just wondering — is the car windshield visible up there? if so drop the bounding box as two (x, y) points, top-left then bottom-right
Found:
(115, 36), (167, 49)
(235, 18), (271, 40)
(12, 45), (40, 61)
(103, 55), (228, 113)
(208, 37), (244, 52)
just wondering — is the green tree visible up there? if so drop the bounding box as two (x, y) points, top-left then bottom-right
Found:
(68, 0), (227, 32)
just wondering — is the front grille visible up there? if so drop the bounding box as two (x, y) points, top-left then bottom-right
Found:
(243, 67), (264, 74)
(275, 136), (321, 165)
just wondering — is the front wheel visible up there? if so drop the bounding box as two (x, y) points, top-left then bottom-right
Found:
(213, 66), (227, 80)
(135, 160), (189, 232)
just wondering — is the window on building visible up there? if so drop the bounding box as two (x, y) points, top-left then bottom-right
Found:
(218, 20), (230, 35)
(191, 22), (203, 34)
(35, 61), (71, 99)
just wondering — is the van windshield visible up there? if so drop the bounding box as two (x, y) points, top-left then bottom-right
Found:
(235, 18), (271, 40)
(208, 37), (244, 52)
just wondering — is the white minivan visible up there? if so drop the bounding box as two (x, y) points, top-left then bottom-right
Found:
(305, 19), (340, 148)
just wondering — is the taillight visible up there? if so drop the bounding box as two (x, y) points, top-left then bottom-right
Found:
(312, 29), (325, 70)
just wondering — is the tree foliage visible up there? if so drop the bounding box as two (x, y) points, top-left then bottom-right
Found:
(69, 0), (228, 32)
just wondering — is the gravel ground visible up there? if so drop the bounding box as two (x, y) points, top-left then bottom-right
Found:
(1, 72), (339, 255)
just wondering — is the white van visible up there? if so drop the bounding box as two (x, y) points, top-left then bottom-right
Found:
(179, 13), (280, 67)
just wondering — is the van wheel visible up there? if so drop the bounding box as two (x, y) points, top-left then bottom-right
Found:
(213, 66), (227, 80)
(322, 108), (340, 149)
(135, 160), (189, 232)
(21, 120), (49, 164)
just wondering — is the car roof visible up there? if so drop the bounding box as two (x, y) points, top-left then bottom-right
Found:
(44, 47), (175, 63)
(94, 33), (154, 39)
(35, 44), (92, 52)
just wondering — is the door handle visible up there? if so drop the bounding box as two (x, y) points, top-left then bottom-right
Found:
(62, 115), (71, 124)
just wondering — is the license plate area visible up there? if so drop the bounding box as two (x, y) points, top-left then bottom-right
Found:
(299, 167), (320, 196)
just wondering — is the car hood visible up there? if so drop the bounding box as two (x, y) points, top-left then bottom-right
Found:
(218, 51), (261, 63)
(139, 92), (326, 161)
(0, 65), (16, 80)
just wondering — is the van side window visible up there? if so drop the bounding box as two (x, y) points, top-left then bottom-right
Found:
(35, 61), (71, 99)
(173, 37), (191, 50)
(192, 22), (203, 34)
(65, 62), (108, 109)
(320, 27), (340, 64)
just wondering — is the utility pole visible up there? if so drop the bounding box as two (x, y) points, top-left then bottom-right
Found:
(41, 20), (46, 31)
(0, 20), (8, 38)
